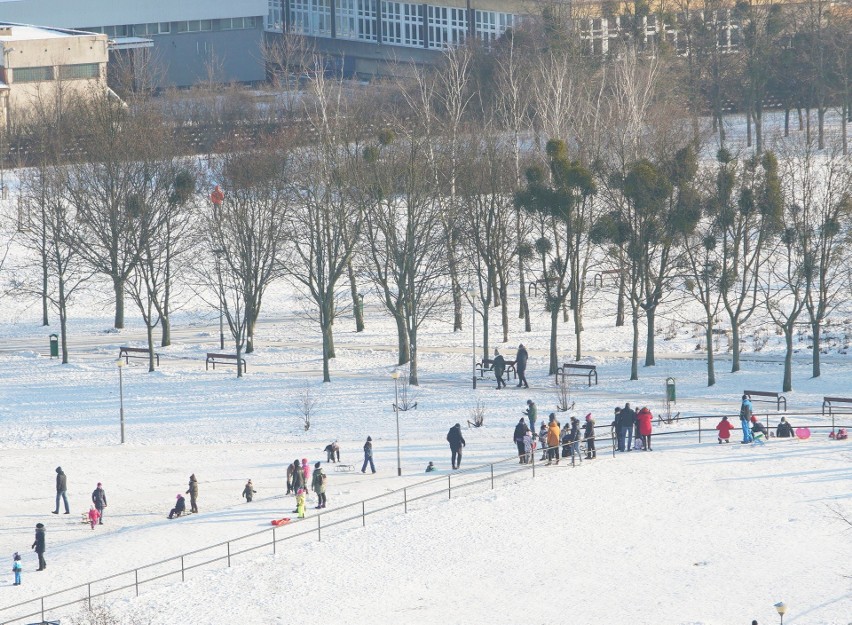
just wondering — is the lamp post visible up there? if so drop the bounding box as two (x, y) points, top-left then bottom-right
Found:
(774, 602), (787, 625)
(391, 370), (402, 476)
(468, 289), (476, 389)
(212, 248), (225, 350)
(117, 359), (125, 444)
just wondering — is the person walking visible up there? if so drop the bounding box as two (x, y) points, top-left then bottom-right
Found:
(291, 459), (305, 493)
(32, 523), (46, 571)
(515, 343), (529, 388)
(546, 414), (561, 465)
(242, 479), (256, 503)
(52, 467), (69, 515)
(513, 418), (528, 463)
(621, 403), (636, 451)
(739, 395), (753, 443)
(312, 463), (327, 509)
(12, 552), (22, 585)
(91, 482), (107, 524)
(637, 406), (654, 451)
(583, 414), (596, 459)
(524, 399), (537, 434)
(186, 474), (199, 513)
(716, 416), (734, 443)
(492, 349), (507, 389)
(446, 423), (466, 470)
(361, 436), (376, 474)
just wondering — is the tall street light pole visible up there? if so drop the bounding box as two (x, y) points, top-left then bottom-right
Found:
(117, 359), (125, 444)
(391, 370), (401, 476)
(212, 248), (225, 350)
(468, 289), (477, 389)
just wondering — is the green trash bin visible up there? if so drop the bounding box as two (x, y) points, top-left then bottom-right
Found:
(49, 333), (59, 358)
(665, 377), (676, 402)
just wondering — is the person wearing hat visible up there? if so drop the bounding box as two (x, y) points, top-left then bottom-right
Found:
(739, 395), (754, 443)
(12, 552), (22, 585)
(513, 418), (528, 463)
(361, 436), (376, 474)
(311, 463), (327, 509)
(567, 415), (583, 462)
(583, 414), (596, 459)
(446, 423), (466, 470)
(242, 479), (256, 503)
(168, 494), (186, 519)
(524, 399), (537, 434)
(751, 416), (767, 445)
(492, 348), (507, 390)
(716, 416), (734, 444)
(776, 416), (794, 438)
(52, 467), (69, 515)
(32, 523), (46, 571)
(515, 343), (529, 389)
(91, 482), (107, 524)
(290, 459), (305, 493)
(186, 474), (199, 513)
(425, 461), (436, 472)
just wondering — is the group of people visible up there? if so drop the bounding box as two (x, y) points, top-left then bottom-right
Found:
(491, 343), (530, 390)
(716, 396), (798, 445)
(169, 473), (200, 519)
(285, 457), (329, 515)
(613, 404), (655, 452)
(512, 407), (594, 463)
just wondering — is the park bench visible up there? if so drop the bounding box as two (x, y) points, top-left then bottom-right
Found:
(556, 363), (598, 387)
(476, 358), (516, 381)
(744, 390), (786, 412)
(119, 346), (160, 367)
(206, 353), (246, 373)
(822, 396), (852, 415)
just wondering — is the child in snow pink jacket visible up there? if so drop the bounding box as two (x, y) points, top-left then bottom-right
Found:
(301, 459), (311, 493)
(88, 506), (100, 529)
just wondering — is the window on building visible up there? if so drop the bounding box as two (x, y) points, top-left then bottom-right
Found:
(159, 22), (171, 34)
(133, 23), (160, 36)
(59, 63), (100, 80)
(382, 1), (422, 47)
(268, 0), (283, 30)
(13, 66), (54, 83)
(176, 20), (213, 33)
(290, 0), (332, 36)
(474, 10), (514, 44)
(103, 25), (129, 37)
(220, 17), (258, 30)
(427, 5), (466, 49)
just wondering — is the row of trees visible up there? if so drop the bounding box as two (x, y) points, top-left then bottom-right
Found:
(3, 15), (851, 391)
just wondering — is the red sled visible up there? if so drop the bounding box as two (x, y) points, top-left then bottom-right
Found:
(271, 518), (291, 526)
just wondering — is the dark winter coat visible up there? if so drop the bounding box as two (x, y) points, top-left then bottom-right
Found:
(446, 425), (466, 450)
(739, 399), (753, 420)
(513, 420), (528, 442)
(492, 354), (506, 377)
(242, 482), (256, 502)
(568, 421), (581, 442)
(56, 468), (66, 493)
(752, 421), (767, 436)
(620, 407), (637, 428)
(776, 420), (794, 438)
(92, 487), (107, 509)
(32, 526), (46, 554)
(311, 469), (326, 494)
(291, 465), (305, 492)
(583, 420), (595, 440)
(363, 440), (373, 458)
(187, 476), (198, 498)
(173, 496), (186, 515)
(515, 346), (529, 371)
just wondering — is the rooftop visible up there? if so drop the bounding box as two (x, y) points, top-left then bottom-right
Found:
(0, 22), (99, 41)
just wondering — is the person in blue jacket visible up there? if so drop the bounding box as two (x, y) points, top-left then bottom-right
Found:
(739, 395), (753, 443)
(12, 552), (22, 585)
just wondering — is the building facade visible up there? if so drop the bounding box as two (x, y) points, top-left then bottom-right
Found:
(0, 0), (268, 87)
(0, 23), (108, 128)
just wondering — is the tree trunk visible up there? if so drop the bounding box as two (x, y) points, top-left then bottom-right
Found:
(236, 342), (244, 379)
(160, 315), (171, 348)
(630, 306), (639, 381)
(782, 325), (793, 392)
(549, 307), (559, 375)
(348, 261), (364, 332)
(573, 303), (582, 361)
(246, 315), (255, 354)
(448, 245), (463, 332)
(797, 107), (803, 131)
(616, 270), (626, 327)
(842, 102), (848, 156)
(482, 305), (490, 363)
(518, 256), (531, 332)
(784, 107), (790, 137)
(705, 318), (715, 387)
(395, 314), (410, 365)
(500, 281), (509, 343)
(746, 110), (752, 148)
(41, 249), (49, 326)
(58, 273), (69, 364)
(817, 105), (825, 150)
(755, 106), (763, 154)
(321, 320), (332, 382)
(408, 325), (418, 386)
(113, 277), (125, 329)
(147, 322), (156, 373)
(644, 305), (656, 366)
(730, 318), (741, 373)
(811, 320), (821, 378)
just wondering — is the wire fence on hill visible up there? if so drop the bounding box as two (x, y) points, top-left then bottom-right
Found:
(1, 413), (848, 625)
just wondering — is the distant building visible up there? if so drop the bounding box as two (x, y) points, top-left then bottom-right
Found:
(0, 1), (268, 88)
(0, 23), (109, 129)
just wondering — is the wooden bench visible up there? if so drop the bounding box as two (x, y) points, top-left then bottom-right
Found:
(206, 353), (246, 373)
(822, 396), (852, 415)
(556, 363), (598, 387)
(119, 346), (159, 367)
(476, 358), (516, 380)
(744, 390), (786, 411)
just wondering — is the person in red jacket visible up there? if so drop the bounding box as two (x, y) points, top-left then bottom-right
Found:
(636, 407), (654, 451)
(716, 416), (734, 443)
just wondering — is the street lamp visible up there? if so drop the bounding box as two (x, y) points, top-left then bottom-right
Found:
(774, 602), (787, 625)
(468, 289), (477, 389)
(391, 370), (402, 476)
(212, 248), (225, 350)
(116, 359), (125, 444)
